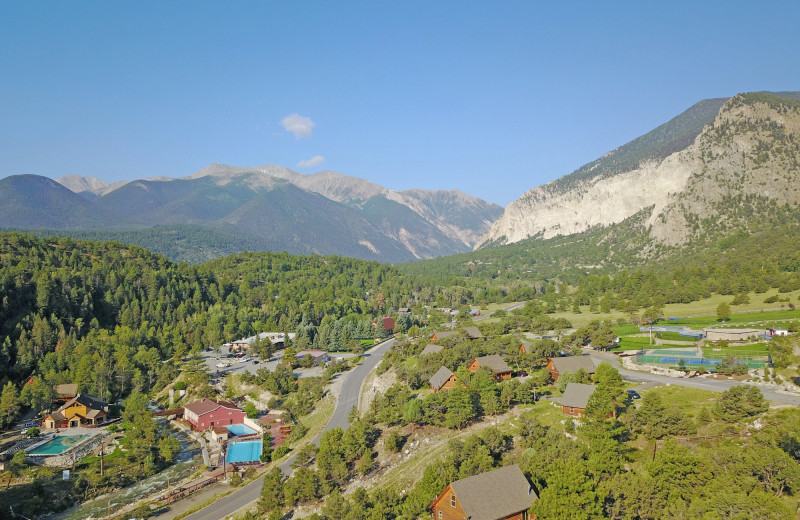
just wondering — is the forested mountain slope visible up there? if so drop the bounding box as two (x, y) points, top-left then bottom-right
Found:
(0, 233), (424, 398)
(1, 164), (501, 263)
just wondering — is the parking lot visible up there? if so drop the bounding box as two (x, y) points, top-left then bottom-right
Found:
(197, 346), (357, 381)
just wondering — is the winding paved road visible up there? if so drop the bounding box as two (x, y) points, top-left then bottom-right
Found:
(179, 338), (396, 520)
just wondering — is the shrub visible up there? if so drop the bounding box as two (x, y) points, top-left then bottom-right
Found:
(384, 430), (405, 453)
(271, 445), (290, 461)
(26, 427), (39, 438)
(173, 381), (187, 391)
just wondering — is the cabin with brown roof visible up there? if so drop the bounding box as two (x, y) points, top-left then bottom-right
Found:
(431, 330), (458, 342)
(430, 366), (464, 392)
(42, 394), (108, 429)
(430, 464), (537, 520)
(546, 355), (598, 382)
(421, 344), (446, 356)
(468, 355), (513, 381)
(560, 382), (596, 418)
(464, 326), (484, 339)
(519, 342), (533, 354)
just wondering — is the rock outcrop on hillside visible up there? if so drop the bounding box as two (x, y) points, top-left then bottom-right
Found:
(480, 92), (800, 248)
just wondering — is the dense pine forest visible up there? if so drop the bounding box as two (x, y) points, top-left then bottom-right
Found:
(0, 233), (425, 413)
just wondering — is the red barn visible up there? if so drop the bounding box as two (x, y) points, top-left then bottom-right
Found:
(183, 398), (246, 431)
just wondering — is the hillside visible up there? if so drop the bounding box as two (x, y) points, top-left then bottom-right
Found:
(481, 91), (800, 246)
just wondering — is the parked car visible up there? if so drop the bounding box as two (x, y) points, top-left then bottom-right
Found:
(236, 353), (246, 358)
(216, 362), (230, 368)
(627, 389), (641, 399)
(252, 360), (259, 365)
(513, 370), (528, 377)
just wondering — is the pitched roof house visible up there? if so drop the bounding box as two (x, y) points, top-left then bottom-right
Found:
(421, 344), (446, 356)
(560, 382), (596, 418)
(429, 366), (464, 392)
(295, 349), (330, 366)
(42, 394), (109, 429)
(519, 342), (533, 354)
(464, 326), (484, 339)
(546, 355), (598, 382)
(183, 398), (246, 431)
(468, 355), (513, 381)
(430, 464), (537, 520)
(431, 330), (459, 342)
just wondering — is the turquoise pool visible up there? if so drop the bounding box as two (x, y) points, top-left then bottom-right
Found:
(226, 440), (261, 463)
(28, 434), (91, 455)
(226, 424), (257, 436)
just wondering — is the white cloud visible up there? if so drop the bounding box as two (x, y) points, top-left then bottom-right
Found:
(297, 155), (325, 168)
(281, 113), (315, 139)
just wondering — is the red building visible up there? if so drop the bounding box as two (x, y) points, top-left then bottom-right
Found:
(183, 398), (246, 431)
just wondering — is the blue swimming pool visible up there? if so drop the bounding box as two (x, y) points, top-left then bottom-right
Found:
(226, 424), (257, 436)
(28, 434), (91, 455)
(226, 440), (262, 463)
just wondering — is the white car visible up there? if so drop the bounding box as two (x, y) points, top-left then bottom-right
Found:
(238, 356), (251, 363)
(216, 362), (229, 368)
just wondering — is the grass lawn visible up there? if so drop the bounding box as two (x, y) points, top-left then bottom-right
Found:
(545, 289), (800, 327)
(701, 343), (769, 357)
(636, 385), (717, 421)
(302, 394), (336, 438)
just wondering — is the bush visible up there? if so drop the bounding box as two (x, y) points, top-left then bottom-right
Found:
(271, 445), (290, 461)
(384, 430), (405, 453)
(714, 385), (768, 422)
(174, 381), (187, 391)
(26, 427), (40, 438)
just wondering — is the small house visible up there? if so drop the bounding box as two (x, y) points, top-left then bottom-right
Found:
(468, 355), (513, 381)
(295, 349), (330, 366)
(519, 342), (533, 354)
(464, 326), (484, 340)
(546, 355), (598, 382)
(560, 382), (596, 418)
(421, 344), (446, 356)
(430, 366), (464, 392)
(211, 426), (230, 444)
(431, 330), (458, 342)
(42, 394), (109, 429)
(430, 464), (537, 520)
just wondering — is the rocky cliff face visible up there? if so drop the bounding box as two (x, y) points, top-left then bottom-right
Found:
(649, 93), (800, 245)
(480, 92), (800, 248)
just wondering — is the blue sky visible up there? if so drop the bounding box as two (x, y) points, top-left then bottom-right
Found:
(2, 1), (799, 205)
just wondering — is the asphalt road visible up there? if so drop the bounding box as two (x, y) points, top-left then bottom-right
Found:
(279, 337), (397, 473)
(179, 338), (396, 520)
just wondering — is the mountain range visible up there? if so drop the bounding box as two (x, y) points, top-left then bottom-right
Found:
(0, 165), (502, 263)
